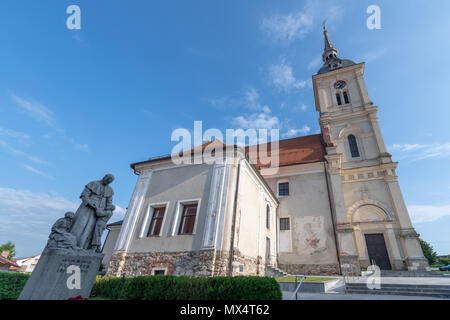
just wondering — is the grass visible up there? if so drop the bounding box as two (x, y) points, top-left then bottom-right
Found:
(275, 276), (337, 283)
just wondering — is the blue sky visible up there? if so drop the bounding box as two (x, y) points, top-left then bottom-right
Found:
(1, 0), (450, 257)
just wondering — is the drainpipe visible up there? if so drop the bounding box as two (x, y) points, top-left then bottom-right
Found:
(323, 161), (343, 276)
(228, 158), (242, 276)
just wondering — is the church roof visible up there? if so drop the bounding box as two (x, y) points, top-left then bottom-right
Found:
(245, 134), (325, 169)
(131, 134), (325, 171)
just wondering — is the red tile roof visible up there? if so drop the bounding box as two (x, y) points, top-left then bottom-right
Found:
(245, 134), (326, 169)
(131, 134), (325, 170)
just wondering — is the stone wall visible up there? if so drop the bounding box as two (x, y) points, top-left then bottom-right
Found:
(107, 249), (262, 277)
(278, 263), (340, 275)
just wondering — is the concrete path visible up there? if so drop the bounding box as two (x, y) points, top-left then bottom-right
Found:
(344, 276), (450, 285)
(282, 291), (446, 300)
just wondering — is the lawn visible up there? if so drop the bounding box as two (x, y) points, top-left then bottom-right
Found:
(275, 276), (337, 283)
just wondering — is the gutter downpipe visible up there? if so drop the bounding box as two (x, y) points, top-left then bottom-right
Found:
(228, 158), (242, 276)
(323, 161), (343, 276)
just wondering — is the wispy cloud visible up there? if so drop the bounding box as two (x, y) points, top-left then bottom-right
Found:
(408, 204), (450, 223)
(283, 125), (311, 138)
(0, 139), (46, 164)
(293, 104), (308, 112)
(269, 58), (307, 92)
(11, 94), (60, 130)
(261, 0), (344, 43)
(357, 48), (387, 63)
(261, 10), (314, 42)
(233, 107), (280, 131)
(307, 55), (323, 70)
(24, 165), (54, 180)
(389, 142), (450, 162)
(0, 126), (30, 140)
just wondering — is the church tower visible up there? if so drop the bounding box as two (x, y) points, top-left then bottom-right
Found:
(312, 26), (429, 272)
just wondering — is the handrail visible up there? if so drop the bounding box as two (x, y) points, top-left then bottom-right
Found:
(291, 275), (306, 300)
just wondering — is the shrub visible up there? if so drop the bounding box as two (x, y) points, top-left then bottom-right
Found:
(0, 272), (30, 300)
(91, 275), (282, 300)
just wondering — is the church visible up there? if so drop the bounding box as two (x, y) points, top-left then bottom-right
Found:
(102, 27), (429, 277)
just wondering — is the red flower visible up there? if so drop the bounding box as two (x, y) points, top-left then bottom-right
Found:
(67, 295), (88, 300)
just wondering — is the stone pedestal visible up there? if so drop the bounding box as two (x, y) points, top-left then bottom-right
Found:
(19, 248), (103, 300)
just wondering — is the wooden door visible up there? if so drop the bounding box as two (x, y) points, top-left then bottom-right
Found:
(364, 233), (392, 270)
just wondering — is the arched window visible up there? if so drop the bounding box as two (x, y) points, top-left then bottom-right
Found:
(348, 135), (360, 158)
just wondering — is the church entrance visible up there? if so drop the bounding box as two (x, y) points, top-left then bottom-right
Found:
(364, 233), (391, 270)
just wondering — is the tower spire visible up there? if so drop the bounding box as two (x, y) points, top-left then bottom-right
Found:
(321, 25), (342, 71)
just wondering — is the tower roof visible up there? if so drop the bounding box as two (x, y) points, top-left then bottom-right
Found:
(317, 25), (355, 74)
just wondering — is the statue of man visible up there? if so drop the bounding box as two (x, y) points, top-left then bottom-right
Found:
(46, 212), (78, 249)
(70, 174), (115, 250)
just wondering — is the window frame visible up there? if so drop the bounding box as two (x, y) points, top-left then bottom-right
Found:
(147, 206), (166, 237)
(278, 182), (290, 197)
(178, 203), (198, 235)
(348, 134), (360, 158)
(139, 202), (169, 238)
(172, 199), (202, 236)
(280, 217), (290, 231)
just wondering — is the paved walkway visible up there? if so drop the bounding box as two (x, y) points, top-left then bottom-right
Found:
(282, 291), (445, 300)
(344, 276), (450, 285)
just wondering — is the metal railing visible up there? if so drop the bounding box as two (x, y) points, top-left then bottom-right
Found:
(291, 275), (306, 300)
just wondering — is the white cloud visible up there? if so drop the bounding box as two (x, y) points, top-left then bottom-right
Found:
(357, 48), (387, 63)
(269, 58), (307, 92)
(293, 104), (308, 112)
(11, 94), (59, 130)
(261, 0), (344, 43)
(233, 112), (280, 130)
(0, 187), (126, 256)
(283, 125), (311, 138)
(408, 204), (450, 223)
(261, 10), (314, 42)
(307, 55), (323, 70)
(389, 142), (450, 162)
(0, 127), (30, 140)
(23, 165), (54, 180)
(0, 139), (46, 164)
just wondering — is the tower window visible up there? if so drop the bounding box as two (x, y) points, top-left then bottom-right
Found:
(343, 91), (350, 104)
(348, 135), (360, 158)
(280, 218), (290, 231)
(278, 182), (289, 196)
(336, 93), (342, 105)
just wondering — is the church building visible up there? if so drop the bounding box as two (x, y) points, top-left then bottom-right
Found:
(103, 27), (429, 277)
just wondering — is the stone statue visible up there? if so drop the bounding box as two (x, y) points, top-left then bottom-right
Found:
(46, 212), (78, 249)
(70, 174), (115, 250)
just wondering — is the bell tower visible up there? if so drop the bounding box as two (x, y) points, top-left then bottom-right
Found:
(312, 26), (429, 272)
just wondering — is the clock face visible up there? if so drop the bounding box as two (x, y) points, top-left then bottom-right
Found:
(334, 80), (347, 90)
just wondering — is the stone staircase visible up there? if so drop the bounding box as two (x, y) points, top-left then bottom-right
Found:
(345, 283), (450, 298)
(265, 265), (290, 277)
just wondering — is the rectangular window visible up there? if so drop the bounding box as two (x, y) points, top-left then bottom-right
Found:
(278, 182), (289, 196)
(280, 218), (290, 231)
(178, 203), (198, 235)
(147, 206), (165, 236)
(336, 93), (342, 105)
(343, 91), (350, 104)
(266, 205), (270, 229)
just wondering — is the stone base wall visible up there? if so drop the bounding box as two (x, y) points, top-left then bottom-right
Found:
(278, 263), (340, 275)
(107, 249), (262, 277)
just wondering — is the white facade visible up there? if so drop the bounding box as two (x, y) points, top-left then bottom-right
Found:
(102, 28), (429, 276)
